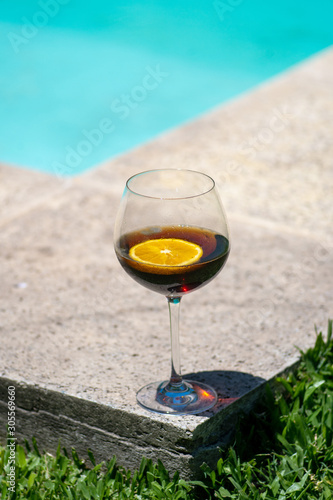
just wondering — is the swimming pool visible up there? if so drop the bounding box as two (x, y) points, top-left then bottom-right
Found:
(1, 0), (333, 176)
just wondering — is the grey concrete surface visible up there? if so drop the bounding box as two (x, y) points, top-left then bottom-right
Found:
(0, 47), (332, 477)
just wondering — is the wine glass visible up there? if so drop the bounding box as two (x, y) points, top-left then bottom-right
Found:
(114, 169), (230, 415)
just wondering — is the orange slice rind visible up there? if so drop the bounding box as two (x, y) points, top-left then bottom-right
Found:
(129, 238), (203, 267)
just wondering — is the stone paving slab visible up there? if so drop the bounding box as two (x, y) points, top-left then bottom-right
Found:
(0, 163), (65, 227)
(0, 48), (333, 477)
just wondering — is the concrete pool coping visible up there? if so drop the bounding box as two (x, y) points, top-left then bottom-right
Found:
(1, 47), (332, 477)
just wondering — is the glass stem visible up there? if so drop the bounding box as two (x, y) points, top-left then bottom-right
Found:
(167, 297), (183, 386)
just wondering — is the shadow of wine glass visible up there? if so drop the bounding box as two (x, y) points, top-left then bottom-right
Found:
(183, 369), (266, 417)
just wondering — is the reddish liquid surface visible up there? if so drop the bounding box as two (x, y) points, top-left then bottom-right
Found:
(116, 225), (229, 297)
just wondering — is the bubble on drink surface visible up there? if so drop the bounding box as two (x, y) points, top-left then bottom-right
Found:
(141, 226), (162, 235)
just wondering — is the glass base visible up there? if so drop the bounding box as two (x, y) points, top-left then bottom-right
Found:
(136, 379), (217, 415)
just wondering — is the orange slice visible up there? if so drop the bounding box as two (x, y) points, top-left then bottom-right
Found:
(129, 238), (203, 267)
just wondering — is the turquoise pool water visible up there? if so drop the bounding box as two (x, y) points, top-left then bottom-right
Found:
(1, 0), (333, 176)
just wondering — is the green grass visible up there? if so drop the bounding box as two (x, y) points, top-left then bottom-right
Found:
(1, 321), (332, 499)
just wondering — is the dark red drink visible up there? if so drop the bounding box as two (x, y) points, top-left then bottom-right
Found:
(115, 225), (229, 297)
